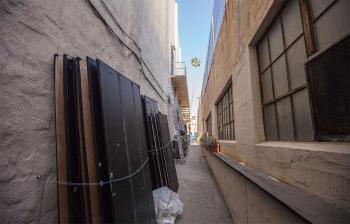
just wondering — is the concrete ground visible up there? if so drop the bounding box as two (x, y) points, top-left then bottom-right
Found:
(175, 144), (233, 224)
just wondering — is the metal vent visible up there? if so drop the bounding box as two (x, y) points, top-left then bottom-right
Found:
(305, 34), (350, 142)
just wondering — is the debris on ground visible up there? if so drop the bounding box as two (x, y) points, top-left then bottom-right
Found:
(153, 187), (184, 224)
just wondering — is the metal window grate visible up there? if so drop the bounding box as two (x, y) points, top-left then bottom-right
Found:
(305, 34), (350, 142)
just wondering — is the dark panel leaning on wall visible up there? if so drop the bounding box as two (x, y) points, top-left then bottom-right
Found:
(158, 113), (179, 192)
(86, 57), (112, 222)
(95, 59), (155, 223)
(142, 95), (167, 189)
(76, 58), (101, 224)
(55, 55), (156, 224)
(55, 55), (92, 223)
(141, 95), (179, 192)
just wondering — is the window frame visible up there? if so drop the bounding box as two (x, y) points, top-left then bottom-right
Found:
(257, 0), (350, 142)
(216, 84), (235, 140)
(257, 0), (315, 141)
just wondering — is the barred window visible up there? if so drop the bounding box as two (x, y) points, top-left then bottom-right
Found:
(217, 85), (234, 140)
(257, 0), (313, 141)
(257, 0), (350, 142)
(306, 0), (350, 141)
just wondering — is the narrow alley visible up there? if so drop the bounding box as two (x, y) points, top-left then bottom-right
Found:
(176, 144), (232, 224)
(1, 0), (350, 223)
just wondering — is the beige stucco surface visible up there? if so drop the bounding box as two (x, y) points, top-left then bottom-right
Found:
(0, 0), (177, 222)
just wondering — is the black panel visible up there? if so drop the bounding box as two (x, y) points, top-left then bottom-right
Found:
(152, 101), (170, 187)
(158, 113), (179, 192)
(142, 96), (179, 192)
(142, 96), (165, 189)
(59, 56), (156, 223)
(86, 57), (112, 222)
(63, 55), (88, 223)
(95, 59), (156, 223)
(142, 96), (159, 188)
(131, 85), (157, 224)
(96, 60), (135, 223)
(305, 34), (350, 142)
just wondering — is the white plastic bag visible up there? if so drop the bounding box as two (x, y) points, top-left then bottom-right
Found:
(153, 187), (183, 224)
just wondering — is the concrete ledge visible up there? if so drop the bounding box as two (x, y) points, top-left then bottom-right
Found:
(210, 151), (350, 224)
(217, 140), (236, 160)
(218, 140), (237, 144)
(256, 141), (350, 155)
(219, 141), (350, 212)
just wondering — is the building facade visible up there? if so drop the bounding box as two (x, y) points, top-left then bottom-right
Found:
(0, 0), (188, 223)
(199, 0), (350, 222)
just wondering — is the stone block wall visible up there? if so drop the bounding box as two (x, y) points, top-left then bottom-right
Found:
(199, 0), (350, 220)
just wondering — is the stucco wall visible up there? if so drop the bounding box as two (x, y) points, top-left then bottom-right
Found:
(200, 0), (350, 218)
(0, 0), (176, 223)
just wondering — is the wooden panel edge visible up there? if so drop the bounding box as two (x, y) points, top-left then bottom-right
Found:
(54, 55), (69, 223)
(79, 59), (101, 224)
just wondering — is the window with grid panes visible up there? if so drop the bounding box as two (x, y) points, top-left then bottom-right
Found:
(217, 85), (235, 140)
(309, 0), (350, 51)
(258, 0), (350, 142)
(206, 114), (212, 134)
(257, 0), (314, 141)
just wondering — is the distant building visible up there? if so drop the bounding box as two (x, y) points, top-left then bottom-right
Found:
(199, 0), (350, 222)
(188, 116), (198, 139)
(0, 0), (188, 222)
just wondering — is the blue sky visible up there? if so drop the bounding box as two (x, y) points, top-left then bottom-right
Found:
(177, 0), (213, 118)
